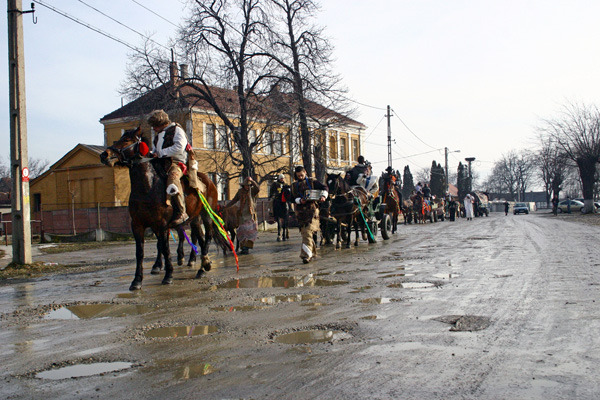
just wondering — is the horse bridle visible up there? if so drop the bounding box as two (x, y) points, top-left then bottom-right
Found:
(107, 137), (145, 166)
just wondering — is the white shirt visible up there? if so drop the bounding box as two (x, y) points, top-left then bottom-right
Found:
(153, 123), (188, 163)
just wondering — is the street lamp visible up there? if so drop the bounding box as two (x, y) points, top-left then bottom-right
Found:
(465, 157), (476, 193)
(444, 147), (460, 194)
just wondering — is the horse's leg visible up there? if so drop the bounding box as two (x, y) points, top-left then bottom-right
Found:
(151, 240), (163, 274)
(158, 230), (174, 285)
(187, 221), (199, 268)
(335, 220), (342, 250)
(345, 217), (352, 249)
(353, 218), (360, 247)
(176, 230), (185, 266)
(130, 223), (145, 291)
(198, 216), (212, 276)
(283, 214), (289, 239)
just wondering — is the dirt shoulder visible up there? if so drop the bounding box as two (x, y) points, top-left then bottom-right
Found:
(538, 210), (600, 227)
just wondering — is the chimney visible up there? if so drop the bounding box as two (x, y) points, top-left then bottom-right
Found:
(180, 64), (189, 80)
(169, 61), (179, 83)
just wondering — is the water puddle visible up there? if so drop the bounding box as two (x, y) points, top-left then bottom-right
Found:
(390, 282), (435, 289)
(260, 294), (319, 304)
(360, 298), (398, 304)
(432, 273), (459, 280)
(349, 286), (372, 293)
(212, 276), (347, 289)
(379, 273), (415, 278)
(209, 305), (266, 312)
(45, 304), (153, 320)
(272, 268), (295, 273)
(433, 315), (491, 331)
(36, 362), (132, 380)
(360, 315), (378, 320)
(145, 325), (218, 338)
(274, 330), (351, 344)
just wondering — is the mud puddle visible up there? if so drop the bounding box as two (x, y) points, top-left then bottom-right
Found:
(360, 298), (399, 304)
(209, 305), (266, 312)
(145, 325), (218, 338)
(260, 294), (319, 304)
(433, 315), (491, 331)
(360, 315), (378, 320)
(274, 330), (352, 344)
(144, 359), (216, 379)
(349, 286), (372, 293)
(36, 362), (133, 380)
(212, 275), (348, 289)
(379, 273), (415, 278)
(45, 304), (153, 320)
(388, 282), (435, 289)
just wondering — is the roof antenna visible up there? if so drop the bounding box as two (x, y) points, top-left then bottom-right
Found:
(171, 48), (174, 62)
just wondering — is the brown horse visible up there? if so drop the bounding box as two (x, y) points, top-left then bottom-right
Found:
(326, 173), (373, 249)
(411, 193), (433, 224)
(380, 176), (402, 233)
(100, 127), (225, 290)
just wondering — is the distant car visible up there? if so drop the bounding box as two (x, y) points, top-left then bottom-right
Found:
(513, 202), (529, 215)
(557, 199), (584, 213)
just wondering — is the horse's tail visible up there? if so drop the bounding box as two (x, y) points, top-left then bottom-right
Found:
(212, 222), (231, 253)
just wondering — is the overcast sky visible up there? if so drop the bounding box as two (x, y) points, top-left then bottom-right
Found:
(2, 0), (600, 184)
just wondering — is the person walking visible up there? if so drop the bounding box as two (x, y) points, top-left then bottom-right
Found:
(222, 177), (259, 254)
(504, 201), (509, 216)
(291, 166), (328, 264)
(464, 193), (474, 221)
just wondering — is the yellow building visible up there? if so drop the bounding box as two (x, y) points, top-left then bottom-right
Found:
(31, 62), (365, 211)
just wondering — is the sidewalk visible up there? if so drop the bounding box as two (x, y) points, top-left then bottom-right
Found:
(0, 244), (44, 269)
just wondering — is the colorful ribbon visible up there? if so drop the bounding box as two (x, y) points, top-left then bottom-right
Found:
(196, 189), (239, 271)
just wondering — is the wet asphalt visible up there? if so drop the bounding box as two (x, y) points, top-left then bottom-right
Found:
(1, 212), (600, 399)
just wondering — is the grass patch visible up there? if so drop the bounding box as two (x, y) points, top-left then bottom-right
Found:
(0, 261), (81, 280)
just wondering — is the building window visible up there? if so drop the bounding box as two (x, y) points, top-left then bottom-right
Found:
(340, 137), (347, 160)
(32, 193), (41, 212)
(217, 126), (228, 150)
(205, 124), (215, 149)
(352, 139), (359, 161)
(186, 119), (194, 146)
(209, 172), (229, 201)
(273, 132), (283, 155)
(329, 135), (337, 159)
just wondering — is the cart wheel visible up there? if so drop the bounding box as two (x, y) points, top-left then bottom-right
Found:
(368, 220), (377, 243)
(380, 213), (391, 240)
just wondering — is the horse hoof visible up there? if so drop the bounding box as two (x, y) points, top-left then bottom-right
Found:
(202, 256), (212, 271)
(161, 277), (173, 285)
(177, 258), (184, 266)
(129, 281), (142, 291)
(345, 244), (351, 249)
(150, 266), (161, 275)
(187, 261), (196, 268)
(195, 269), (205, 279)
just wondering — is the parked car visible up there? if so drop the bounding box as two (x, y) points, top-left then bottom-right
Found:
(557, 199), (584, 213)
(513, 202), (529, 215)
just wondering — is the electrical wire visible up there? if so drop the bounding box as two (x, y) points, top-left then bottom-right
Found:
(34, 0), (142, 53)
(77, 0), (171, 51)
(390, 107), (437, 150)
(130, 0), (179, 28)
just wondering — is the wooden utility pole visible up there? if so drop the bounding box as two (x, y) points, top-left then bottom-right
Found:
(8, 0), (33, 264)
(386, 105), (392, 168)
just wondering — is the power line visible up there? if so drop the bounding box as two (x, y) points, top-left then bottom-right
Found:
(34, 0), (141, 53)
(363, 115), (385, 141)
(77, 0), (170, 51)
(130, 0), (179, 28)
(390, 107), (437, 150)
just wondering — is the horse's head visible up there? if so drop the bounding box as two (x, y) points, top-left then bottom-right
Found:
(100, 126), (148, 167)
(326, 173), (343, 196)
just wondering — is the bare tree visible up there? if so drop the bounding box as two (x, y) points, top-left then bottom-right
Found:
(263, 0), (352, 179)
(536, 135), (570, 203)
(119, 39), (171, 102)
(483, 150), (534, 201)
(541, 102), (600, 213)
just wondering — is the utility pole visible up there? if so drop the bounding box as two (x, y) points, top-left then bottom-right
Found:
(8, 0), (34, 264)
(465, 157), (476, 194)
(386, 105), (392, 168)
(445, 147), (449, 194)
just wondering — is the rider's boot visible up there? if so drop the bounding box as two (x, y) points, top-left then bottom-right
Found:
(170, 192), (188, 227)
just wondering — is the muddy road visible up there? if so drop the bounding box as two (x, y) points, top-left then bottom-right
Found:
(1, 213), (599, 399)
